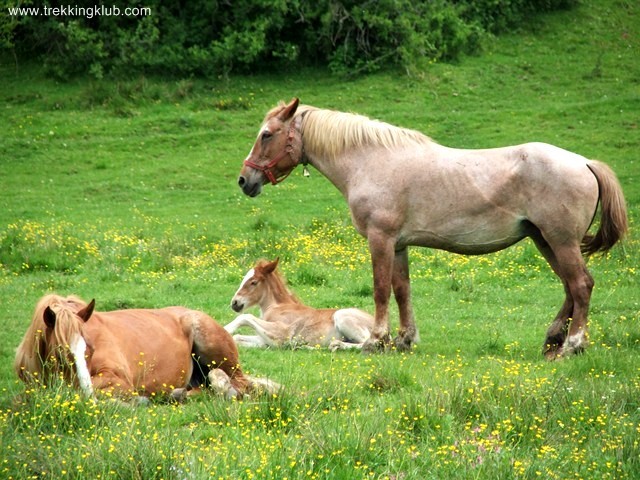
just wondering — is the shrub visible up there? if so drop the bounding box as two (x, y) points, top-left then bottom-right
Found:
(2, 0), (576, 78)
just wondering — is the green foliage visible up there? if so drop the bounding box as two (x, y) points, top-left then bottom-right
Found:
(3, 0), (576, 78)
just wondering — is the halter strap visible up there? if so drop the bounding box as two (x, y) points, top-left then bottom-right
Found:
(243, 113), (306, 185)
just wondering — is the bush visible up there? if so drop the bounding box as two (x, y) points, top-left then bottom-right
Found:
(2, 0), (576, 78)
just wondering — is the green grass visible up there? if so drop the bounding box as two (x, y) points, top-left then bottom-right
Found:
(1, 0), (639, 478)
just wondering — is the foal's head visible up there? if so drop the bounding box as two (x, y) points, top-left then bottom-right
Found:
(231, 258), (297, 312)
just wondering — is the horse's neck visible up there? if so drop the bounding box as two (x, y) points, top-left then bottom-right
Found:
(260, 277), (300, 312)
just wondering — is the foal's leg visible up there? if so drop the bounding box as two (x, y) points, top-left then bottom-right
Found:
(392, 248), (419, 351)
(233, 334), (271, 348)
(332, 308), (373, 350)
(362, 231), (395, 352)
(224, 314), (288, 348)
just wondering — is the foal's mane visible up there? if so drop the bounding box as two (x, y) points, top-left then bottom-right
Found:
(269, 103), (432, 160)
(15, 293), (88, 381)
(255, 259), (301, 305)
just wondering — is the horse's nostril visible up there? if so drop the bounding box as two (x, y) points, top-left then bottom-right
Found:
(238, 176), (246, 187)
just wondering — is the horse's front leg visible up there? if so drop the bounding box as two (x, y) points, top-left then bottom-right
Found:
(392, 248), (418, 351)
(224, 314), (286, 348)
(362, 231), (395, 353)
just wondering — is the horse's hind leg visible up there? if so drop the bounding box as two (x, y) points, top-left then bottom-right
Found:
(556, 246), (594, 357)
(331, 308), (373, 350)
(188, 312), (249, 395)
(533, 236), (593, 358)
(533, 235), (574, 358)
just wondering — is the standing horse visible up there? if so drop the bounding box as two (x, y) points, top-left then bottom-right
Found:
(237, 98), (627, 359)
(225, 258), (374, 350)
(15, 294), (279, 401)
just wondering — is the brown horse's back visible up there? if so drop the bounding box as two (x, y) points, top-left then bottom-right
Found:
(88, 307), (248, 395)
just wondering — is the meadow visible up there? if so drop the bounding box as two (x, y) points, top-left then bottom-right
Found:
(1, 0), (639, 478)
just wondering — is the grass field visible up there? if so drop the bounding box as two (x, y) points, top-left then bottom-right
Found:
(1, 0), (639, 478)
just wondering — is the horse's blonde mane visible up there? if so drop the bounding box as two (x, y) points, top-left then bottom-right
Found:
(296, 106), (432, 160)
(15, 293), (88, 382)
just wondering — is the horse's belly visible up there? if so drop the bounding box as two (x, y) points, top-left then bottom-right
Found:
(401, 216), (530, 255)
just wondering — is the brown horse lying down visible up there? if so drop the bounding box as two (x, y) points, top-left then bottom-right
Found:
(226, 258), (375, 350)
(15, 294), (280, 402)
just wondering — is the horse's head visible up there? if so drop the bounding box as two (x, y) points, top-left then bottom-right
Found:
(231, 258), (280, 312)
(41, 299), (95, 394)
(238, 98), (304, 197)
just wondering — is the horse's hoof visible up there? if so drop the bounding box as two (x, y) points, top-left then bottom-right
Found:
(170, 388), (189, 403)
(543, 343), (563, 361)
(393, 335), (414, 352)
(362, 335), (390, 354)
(543, 350), (561, 361)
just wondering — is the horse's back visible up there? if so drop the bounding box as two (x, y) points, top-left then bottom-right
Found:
(95, 307), (192, 341)
(267, 304), (339, 345)
(383, 141), (600, 253)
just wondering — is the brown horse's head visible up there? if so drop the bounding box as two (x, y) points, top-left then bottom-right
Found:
(42, 299), (95, 371)
(15, 294), (95, 390)
(238, 98), (303, 197)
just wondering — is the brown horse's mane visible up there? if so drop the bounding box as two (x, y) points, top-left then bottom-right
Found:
(254, 259), (302, 305)
(267, 102), (433, 160)
(14, 293), (88, 382)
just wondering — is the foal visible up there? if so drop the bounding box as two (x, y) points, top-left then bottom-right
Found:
(226, 258), (374, 350)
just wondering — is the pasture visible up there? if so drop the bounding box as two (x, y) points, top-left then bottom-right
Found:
(1, 0), (639, 478)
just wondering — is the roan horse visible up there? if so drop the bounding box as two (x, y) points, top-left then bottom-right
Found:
(15, 294), (279, 401)
(226, 258), (374, 350)
(237, 98), (628, 359)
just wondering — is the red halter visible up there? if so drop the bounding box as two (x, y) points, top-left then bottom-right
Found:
(243, 115), (304, 185)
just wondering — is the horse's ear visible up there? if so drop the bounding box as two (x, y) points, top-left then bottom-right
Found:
(76, 299), (95, 322)
(43, 306), (56, 329)
(278, 98), (299, 121)
(264, 258), (279, 275)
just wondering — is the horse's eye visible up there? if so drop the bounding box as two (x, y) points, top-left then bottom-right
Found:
(250, 280), (258, 286)
(261, 131), (272, 141)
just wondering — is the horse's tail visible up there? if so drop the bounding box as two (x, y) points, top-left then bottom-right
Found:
(582, 160), (628, 257)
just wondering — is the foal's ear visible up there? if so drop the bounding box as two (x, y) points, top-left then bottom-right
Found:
(76, 299), (95, 322)
(278, 98), (299, 121)
(264, 258), (279, 274)
(43, 306), (57, 329)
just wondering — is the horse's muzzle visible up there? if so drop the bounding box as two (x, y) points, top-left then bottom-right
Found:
(231, 299), (244, 312)
(238, 175), (262, 197)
